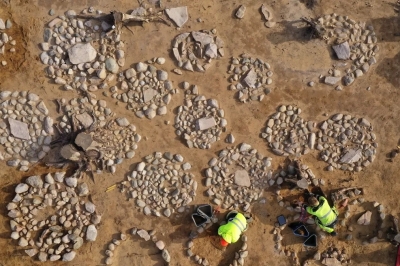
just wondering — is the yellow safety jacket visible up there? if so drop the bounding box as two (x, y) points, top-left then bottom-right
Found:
(218, 213), (247, 244)
(306, 196), (337, 226)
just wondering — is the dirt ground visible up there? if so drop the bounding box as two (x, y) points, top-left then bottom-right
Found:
(0, 0), (400, 265)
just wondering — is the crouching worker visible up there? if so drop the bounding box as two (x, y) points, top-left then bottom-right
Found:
(217, 212), (248, 248)
(306, 195), (339, 236)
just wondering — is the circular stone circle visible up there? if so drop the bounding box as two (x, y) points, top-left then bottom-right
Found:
(121, 151), (197, 217)
(175, 84), (227, 149)
(111, 61), (175, 119)
(7, 172), (100, 262)
(316, 113), (377, 171)
(0, 90), (54, 171)
(227, 54), (274, 103)
(261, 104), (316, 157)
(315, 13), (379, 87)
(171, 29), (224, 72)
(103, 229), (170, 265)
(40, 7), (125, 91)
(204, 143), (273, 211)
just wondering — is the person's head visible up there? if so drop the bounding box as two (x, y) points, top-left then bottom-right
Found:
(308, 196), (319, 207)
(220, 238), (229, 247)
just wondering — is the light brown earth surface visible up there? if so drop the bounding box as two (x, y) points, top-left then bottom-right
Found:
(0, 0), (400, 265)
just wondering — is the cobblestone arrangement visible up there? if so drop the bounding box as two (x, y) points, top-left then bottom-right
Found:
(120, 152), (197, 217)
(175, 83), (227, 149)
(109, 60), (175, 119)
(0, 91), (54, 171)
(171, 30), (224, 73)
(7, 172), (100, 262)
(204, 143), (273, 211)
(40, 8), (125, 92)
(227, 54), (274, 102)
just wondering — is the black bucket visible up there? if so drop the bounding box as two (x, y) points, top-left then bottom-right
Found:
(293, 225), (309, 238)
(192, 213), (208, 227)
(303, 234), (317, 247)
(197, 204), (213, 218)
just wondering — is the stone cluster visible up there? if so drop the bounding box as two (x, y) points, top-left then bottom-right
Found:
(204, 143), (273, 211)
(317, 113), (377, 171)
(0, 17), (16, 66)
(272, 160), (326, 189)
(103, 230), (169, 265)
(7, 172), (100, 262)
(315, 14), (379, 88)
(315, 246), (351, 265)
(171, 30), (224, 73)
(175, 83), (227, 149)
(261, 105), (317, 156)
(57, 96), (141, 173)
(120, 152), (197, 217)
(262, 105), (377, 172)
(40, 8), (125, 92)
(227, 54), (274, 102)
(0, 91), (54, 171)
(109, 60), (176, 119)
(272, 226), (302, 265)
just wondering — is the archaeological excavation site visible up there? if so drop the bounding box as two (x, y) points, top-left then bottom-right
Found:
(1, 0), (400, 265)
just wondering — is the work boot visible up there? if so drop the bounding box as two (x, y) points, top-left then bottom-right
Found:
(330, 231), (337, 236)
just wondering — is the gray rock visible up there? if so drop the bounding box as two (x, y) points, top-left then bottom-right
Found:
(65, 177), (78, 187)
(116, 117), (129, 127)
(165, 6), (188, 27)
(105, 58), (119, 73)
(62, 251), (76, 261)
(343, 75), (355, 86)
(8, 118), (30, 140)
(5, 19), (11, 29)
(236, 5), (246, 19)
(38, 252), (47, 262)
(15, 183), (29, 193)
(136, 62), (148, 72)
(196, 117), (217, 130)
(322, 257), (342, 266)
(324, 76), (341, 85)
(68, 43), (97, 64)
(162, 249), (171, 262)
(85, 201), (96, 213)
(76, 112), (94, 128)
(137, 229), (150, 241)
(26, 175), (43, 188)
(77, 182), (89, 196)
(234, 170), (251, 187)
(86, 225), (98, 241)
(261, 4), (272, 21)
(156, 240), (165, 250)
(332, 42), (350, 60)
(143, 88), (158, 103)
(157, 70), (168, 81)
(243, 69), (257, 88)
(357, 211), (372, 225)
(0, 19), (4, 30)
(192, 31), (214, 46)
(75, 132), (94, 151)
(339, 149), (362, 164)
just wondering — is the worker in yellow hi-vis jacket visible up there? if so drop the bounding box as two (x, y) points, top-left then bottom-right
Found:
(217, 212), (248, 247)
(306, 195), (339, 236)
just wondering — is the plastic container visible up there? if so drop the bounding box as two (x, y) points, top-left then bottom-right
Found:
(197, 204), (213, 218)
(303, 234), (317, 247)
(277, 215), (286, 226)
(192, 213), (208, 227)
(293, 225), (309, 237)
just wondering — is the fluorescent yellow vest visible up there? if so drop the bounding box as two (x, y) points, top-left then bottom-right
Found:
(306, 196), (337, 226)
(218, 213), (247, 244)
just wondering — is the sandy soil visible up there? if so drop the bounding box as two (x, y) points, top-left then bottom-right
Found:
(0, 0), (400, 265)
